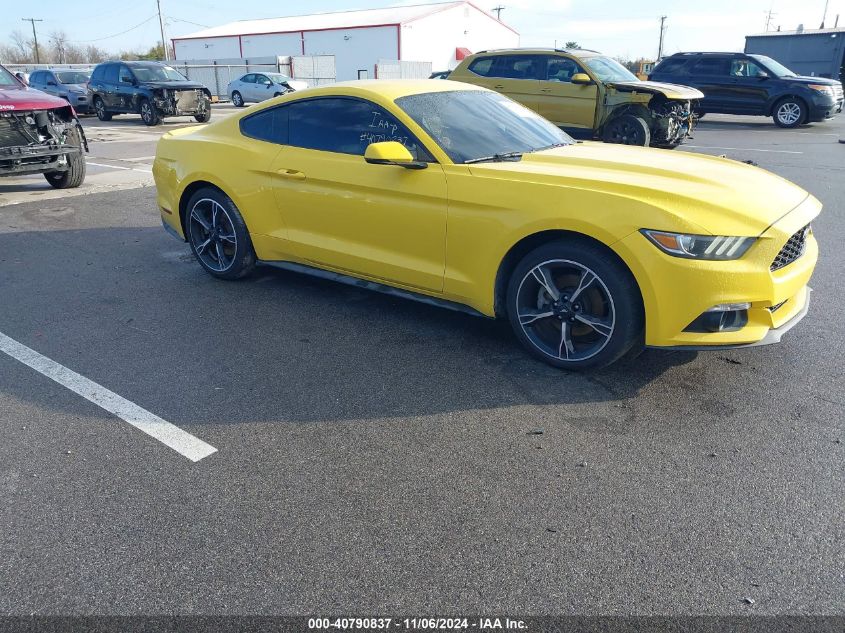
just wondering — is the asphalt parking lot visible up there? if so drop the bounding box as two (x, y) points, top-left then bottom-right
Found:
(1, 106), (843, 616)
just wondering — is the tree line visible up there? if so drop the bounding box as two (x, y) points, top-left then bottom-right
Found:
(0, 30), (174, 65)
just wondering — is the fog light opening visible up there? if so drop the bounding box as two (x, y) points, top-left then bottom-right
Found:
(684, 304), (750, 333)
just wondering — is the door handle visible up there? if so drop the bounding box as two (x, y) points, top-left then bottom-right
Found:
(276, 168), (306, 180)
(494, 84), (505, 89)
(540, 88), (552, 92)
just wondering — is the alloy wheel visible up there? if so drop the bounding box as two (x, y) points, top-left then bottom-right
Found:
(188, 198), (238, 272)
(515, 259), (616, 362)
(777, 102), (802, 126)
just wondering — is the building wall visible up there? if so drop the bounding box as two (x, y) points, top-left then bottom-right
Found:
(241, 32), (302, 58)
(303, 26), (399, 80)
(175, 36), (241, 60)
(745, 33), (845, 80)
(400, 3), (519, 71)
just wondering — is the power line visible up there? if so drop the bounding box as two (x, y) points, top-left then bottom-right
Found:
(69, 14), (158, 43)
(21, 18), (43, 64)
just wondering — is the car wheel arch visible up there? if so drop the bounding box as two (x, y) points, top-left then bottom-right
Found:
(178, 180), (236, 240)
(492, 229), (643, 319)
(766, 94), (808, 117)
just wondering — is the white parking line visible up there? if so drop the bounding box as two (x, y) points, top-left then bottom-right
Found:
(685, 145), (803, 154)
(0, 331), (217, 462)
(87, 161), (152, 173)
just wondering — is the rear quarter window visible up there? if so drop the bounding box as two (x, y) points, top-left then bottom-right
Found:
(240, 106), (289, 144)
(468, 57), (494, 77)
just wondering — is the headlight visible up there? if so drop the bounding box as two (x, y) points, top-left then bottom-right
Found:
(641, 230), (755, 260)
(808, 84), (834, 96)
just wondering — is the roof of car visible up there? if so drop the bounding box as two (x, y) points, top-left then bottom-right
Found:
(301, 79), (487, 100)
(474, 47), (603, 57)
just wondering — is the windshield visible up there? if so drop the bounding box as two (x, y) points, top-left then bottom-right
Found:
(131, 65), (187, 82)
(749, 55), (796, 78)
(266, 73), (292, 83)
(583, 56), (639, 82)
(56, 71), (91, 84)
(396, 90), (573, 164)
(0, 65), (20, 87)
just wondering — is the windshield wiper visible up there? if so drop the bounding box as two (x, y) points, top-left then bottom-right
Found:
(464, 151), (524, 164)
(533, 142), (570, 152)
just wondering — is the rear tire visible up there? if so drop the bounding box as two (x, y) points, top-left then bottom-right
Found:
(94, 97), (112, 121)
(231, 91), (244, 107)
(139, 98), (161, 126)
(602, 114), (651, 146)
(773, 97), (806, 128)
(505, 239), (644, 370)
(44, 128), (86, 189)
(194, 104), (211, 123)
(185, 187), (256, 280)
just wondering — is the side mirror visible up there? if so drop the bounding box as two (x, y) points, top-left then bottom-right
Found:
(757, 71), (769, 79)
(364, 141), (427, 170)
(571, 73), (592, 85)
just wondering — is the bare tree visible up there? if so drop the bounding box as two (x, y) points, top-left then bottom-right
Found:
(9, 30), (34, 62)
(85, 45), (109, 63)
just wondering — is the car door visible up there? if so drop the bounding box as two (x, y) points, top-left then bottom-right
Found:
(269, 96), (448, 292)
(536, 54), (598, 128)
(254, 74), (274, 101)
(685, 56), (733, 112)
(102, 63), (121, 110)
(116, 65), (137, 112)
(727, 57), (771, 114)
(462, 54), (541, 113)
(28, 71), (44, 92)
(43, 72), (60, 97)
(238, 74), (256, 101)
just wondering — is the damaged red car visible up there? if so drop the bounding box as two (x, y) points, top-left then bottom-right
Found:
(0, 63), (87, 188)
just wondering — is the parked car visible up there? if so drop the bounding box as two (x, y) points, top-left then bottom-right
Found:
(14, 72), (29, 86)
(227, 72), (308, 107)
(649, 52), (844, 128)
(0, 63), (87, 188)
(28, 69), (92, 114)
(153, 81), (818, 370)
(88, 60), (212, 126)
(448, 48), (704, 148)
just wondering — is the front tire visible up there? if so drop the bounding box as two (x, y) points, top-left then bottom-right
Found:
(506, 239), (644, 370)
(773, 97), (806, 128)
(194, 103), (211, 123)
(94, 97), (112, 121)
(44, 128), (86, 189)
(185, 187), (256, 280)
(231, 91), (244, 107)
(139, 98), (161, 126)
(602, 114), (651, 146)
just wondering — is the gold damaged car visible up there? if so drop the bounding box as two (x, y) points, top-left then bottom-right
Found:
(449, 48), (705, 148)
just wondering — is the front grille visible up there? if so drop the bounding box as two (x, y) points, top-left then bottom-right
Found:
(771, 225), (810, 272)
(0, 116), (33, 148)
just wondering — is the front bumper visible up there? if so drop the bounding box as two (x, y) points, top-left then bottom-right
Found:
(0, 143), (81, 177)
(66, 93), (91, 113)
(808, 94), (843, 121)
(153, 90), (210, 117)
(614, 195), (821, 348)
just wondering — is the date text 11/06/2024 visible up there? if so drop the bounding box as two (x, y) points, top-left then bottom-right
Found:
(308, 618), (529, 630)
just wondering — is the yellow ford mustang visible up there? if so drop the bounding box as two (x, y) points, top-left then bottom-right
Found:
(153, 80), (819, 369)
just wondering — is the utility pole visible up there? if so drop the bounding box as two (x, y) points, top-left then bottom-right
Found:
(156, 0), (170, 61)
(657, 16), (667, 61)
(764, 8), (777, 31)
(820, 0), (829, 28)
(21, 18), (43, 64)
(492, 5), (505, 21)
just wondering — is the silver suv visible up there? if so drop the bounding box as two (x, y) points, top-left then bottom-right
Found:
(28, 69), (92, 114)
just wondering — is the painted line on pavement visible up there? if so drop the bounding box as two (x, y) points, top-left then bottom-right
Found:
(0, 331), (217, 462)
(87, 162), (152, 173)
(685, 145), (803, 154)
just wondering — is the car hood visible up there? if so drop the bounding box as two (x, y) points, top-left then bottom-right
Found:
(0, 86), (70, 110)
(284, 79), (309, 91)
(139, 80), (206, 90)
(607, 80), (704, 100)
(780, 75), (841, 86)
(468, 142), (809, 236)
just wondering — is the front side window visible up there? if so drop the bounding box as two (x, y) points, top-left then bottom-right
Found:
(286, 97), (430, 160)
(749, 55), (797, 78)
(730, 59), (767, 77)
(396, 90), (573, 164)
(255, 75), (272, 85)
(119, 66), (135, 83)
(544, 57), (585, 82)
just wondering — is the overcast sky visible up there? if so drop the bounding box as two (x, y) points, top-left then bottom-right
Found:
(7, 0), (844, 59)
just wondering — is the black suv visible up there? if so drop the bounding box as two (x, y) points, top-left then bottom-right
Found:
(649, 52), (843, 128)
(88, 61), (212, 126)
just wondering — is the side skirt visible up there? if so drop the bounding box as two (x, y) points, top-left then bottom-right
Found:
(259, 260), (490, 319)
